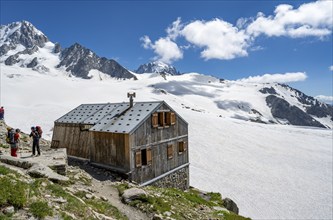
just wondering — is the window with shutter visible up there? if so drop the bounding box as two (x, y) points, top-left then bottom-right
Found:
(167, 144), (173, 159)
(135, 151), (142, 167)
(152, 113), (158, 128)
(170, 112), (176, 125)
(147, 148), (152, 165)
(178, 141), (187, 154)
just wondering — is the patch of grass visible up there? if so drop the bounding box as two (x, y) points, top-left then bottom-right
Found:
(115, 183), (130, 196)
(132, 194), (171, 213)
(215, 210), (251, 220)
(0, 165), (12, 175)
(29, 201), (53, 219)
(207, 192), (223, 206)
(85, 198), (128, 220)
(0, 176), (27, 208)
(0, 213), (13, 219)
(46, 183), (89, 218)
(60, 212), (75, 220)
(0, 143), (9, 149)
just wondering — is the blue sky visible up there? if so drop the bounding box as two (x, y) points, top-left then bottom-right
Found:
(1, 0), (332, 100)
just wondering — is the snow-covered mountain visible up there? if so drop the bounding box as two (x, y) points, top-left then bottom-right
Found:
(135, 61), (180, 75)
(0, 21), (331, 128)
(0, 21), (136, 80)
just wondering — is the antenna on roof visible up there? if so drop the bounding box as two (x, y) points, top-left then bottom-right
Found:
(127, 92), (136, 108)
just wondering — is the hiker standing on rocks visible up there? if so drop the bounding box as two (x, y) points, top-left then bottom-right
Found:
(0, 106), (4, 120)
(29, 126), (40, 157)
(9, 128), (20, 157)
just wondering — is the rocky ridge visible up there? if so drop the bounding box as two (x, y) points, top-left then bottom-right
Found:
(0, 21), (135, 80)
(135, 61), (180, 76)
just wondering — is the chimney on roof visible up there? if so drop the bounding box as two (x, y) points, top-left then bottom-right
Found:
(127, 92), (136, 108)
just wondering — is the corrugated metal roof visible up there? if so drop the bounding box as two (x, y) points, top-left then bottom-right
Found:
(91, 102), (161, 133)
(56, 101), (163, 133)
(55, 103), (108, 124)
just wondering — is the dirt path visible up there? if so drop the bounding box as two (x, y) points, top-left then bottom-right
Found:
(92, 179), (150, 220)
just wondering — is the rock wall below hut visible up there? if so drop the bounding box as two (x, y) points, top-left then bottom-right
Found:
(150, 165), (189, 190)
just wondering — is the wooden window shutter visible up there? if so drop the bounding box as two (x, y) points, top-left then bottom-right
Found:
(167, 144), (173, 159)
(158, 112), (164, 127)
(152, 113), (158, 128)
(170, 112), (176, 125)
(147, 148), (152, 165)
(166, 112), (171, 125)
(135, 151), (142, 167)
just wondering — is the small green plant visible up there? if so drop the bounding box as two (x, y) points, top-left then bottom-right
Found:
(215, 210), (251, 220)
(0, 176), (27, 208)
(115, 183), (130, 196)
(46, 183), (90, 218)
(84, 199), (128, 220)
(0, 165), (12, 175)
(29, 201), (53, 219)
(0, 143), (9, 149)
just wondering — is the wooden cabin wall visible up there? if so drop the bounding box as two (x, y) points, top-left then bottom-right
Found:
(51, 123), (93, 159)
(91, 132), (130, 171)
(129, 103), (189, 184)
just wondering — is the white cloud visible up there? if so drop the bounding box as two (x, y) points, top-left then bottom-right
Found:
(315, 95), (333, 103)
(246, 1), (333, 38)
(239, 72), (307, 83)
(141, 1), (333, 62)
(181, 19), (250, 60)
(166, 17), (183, 40)
(329, 66), (333, 71)
(140, 35), (183, 64)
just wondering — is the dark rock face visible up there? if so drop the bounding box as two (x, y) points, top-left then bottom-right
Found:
(27, 57), (38, 68)
(306, 101), (333, 120)
(1, 21), (48, 48)
(259, 87), (277, 95)
(57, 43), (136, 79)
(223, 197), (239, 214)
(135, 61), (180, 75)
(4, 46), (39, 66)
(266, 95), (326, 128)
(53, 43), (61, 53)
(4, 54), (19, 65)
(0, 44), (16, 56)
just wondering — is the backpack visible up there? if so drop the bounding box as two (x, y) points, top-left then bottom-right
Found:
(36, 126), (43, 138)
(6, 129), (15, 144)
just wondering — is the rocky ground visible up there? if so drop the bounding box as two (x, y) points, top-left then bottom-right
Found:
(0, 120), (250, 220)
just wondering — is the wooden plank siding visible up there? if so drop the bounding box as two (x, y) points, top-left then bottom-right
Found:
(129, 103), (189, 184)
(51, 122), (92, 159)
(91, 132), (130, 171)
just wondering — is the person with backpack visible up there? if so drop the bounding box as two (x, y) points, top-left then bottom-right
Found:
(29, 126), (40, 156)
(0, 107), (4, 120)
(10, 129), (20, 157)
(36, 126), (43, 138)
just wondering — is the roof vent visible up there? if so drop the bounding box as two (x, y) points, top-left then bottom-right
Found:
(127, 92), (136, 108)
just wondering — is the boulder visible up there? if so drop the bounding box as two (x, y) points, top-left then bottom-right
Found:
(27, 163), (69, 183)
(121, 188), (147, 204)
(223, 197), (239, 214)
(3, 206), (15, 214)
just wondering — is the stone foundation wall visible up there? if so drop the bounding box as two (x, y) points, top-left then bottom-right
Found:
(150, 166), (189, 190)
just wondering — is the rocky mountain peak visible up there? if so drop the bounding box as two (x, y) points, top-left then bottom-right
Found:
(58, 42), (136, 80)
(0, 20), (48, 48)
(135, 61), (180, 75)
